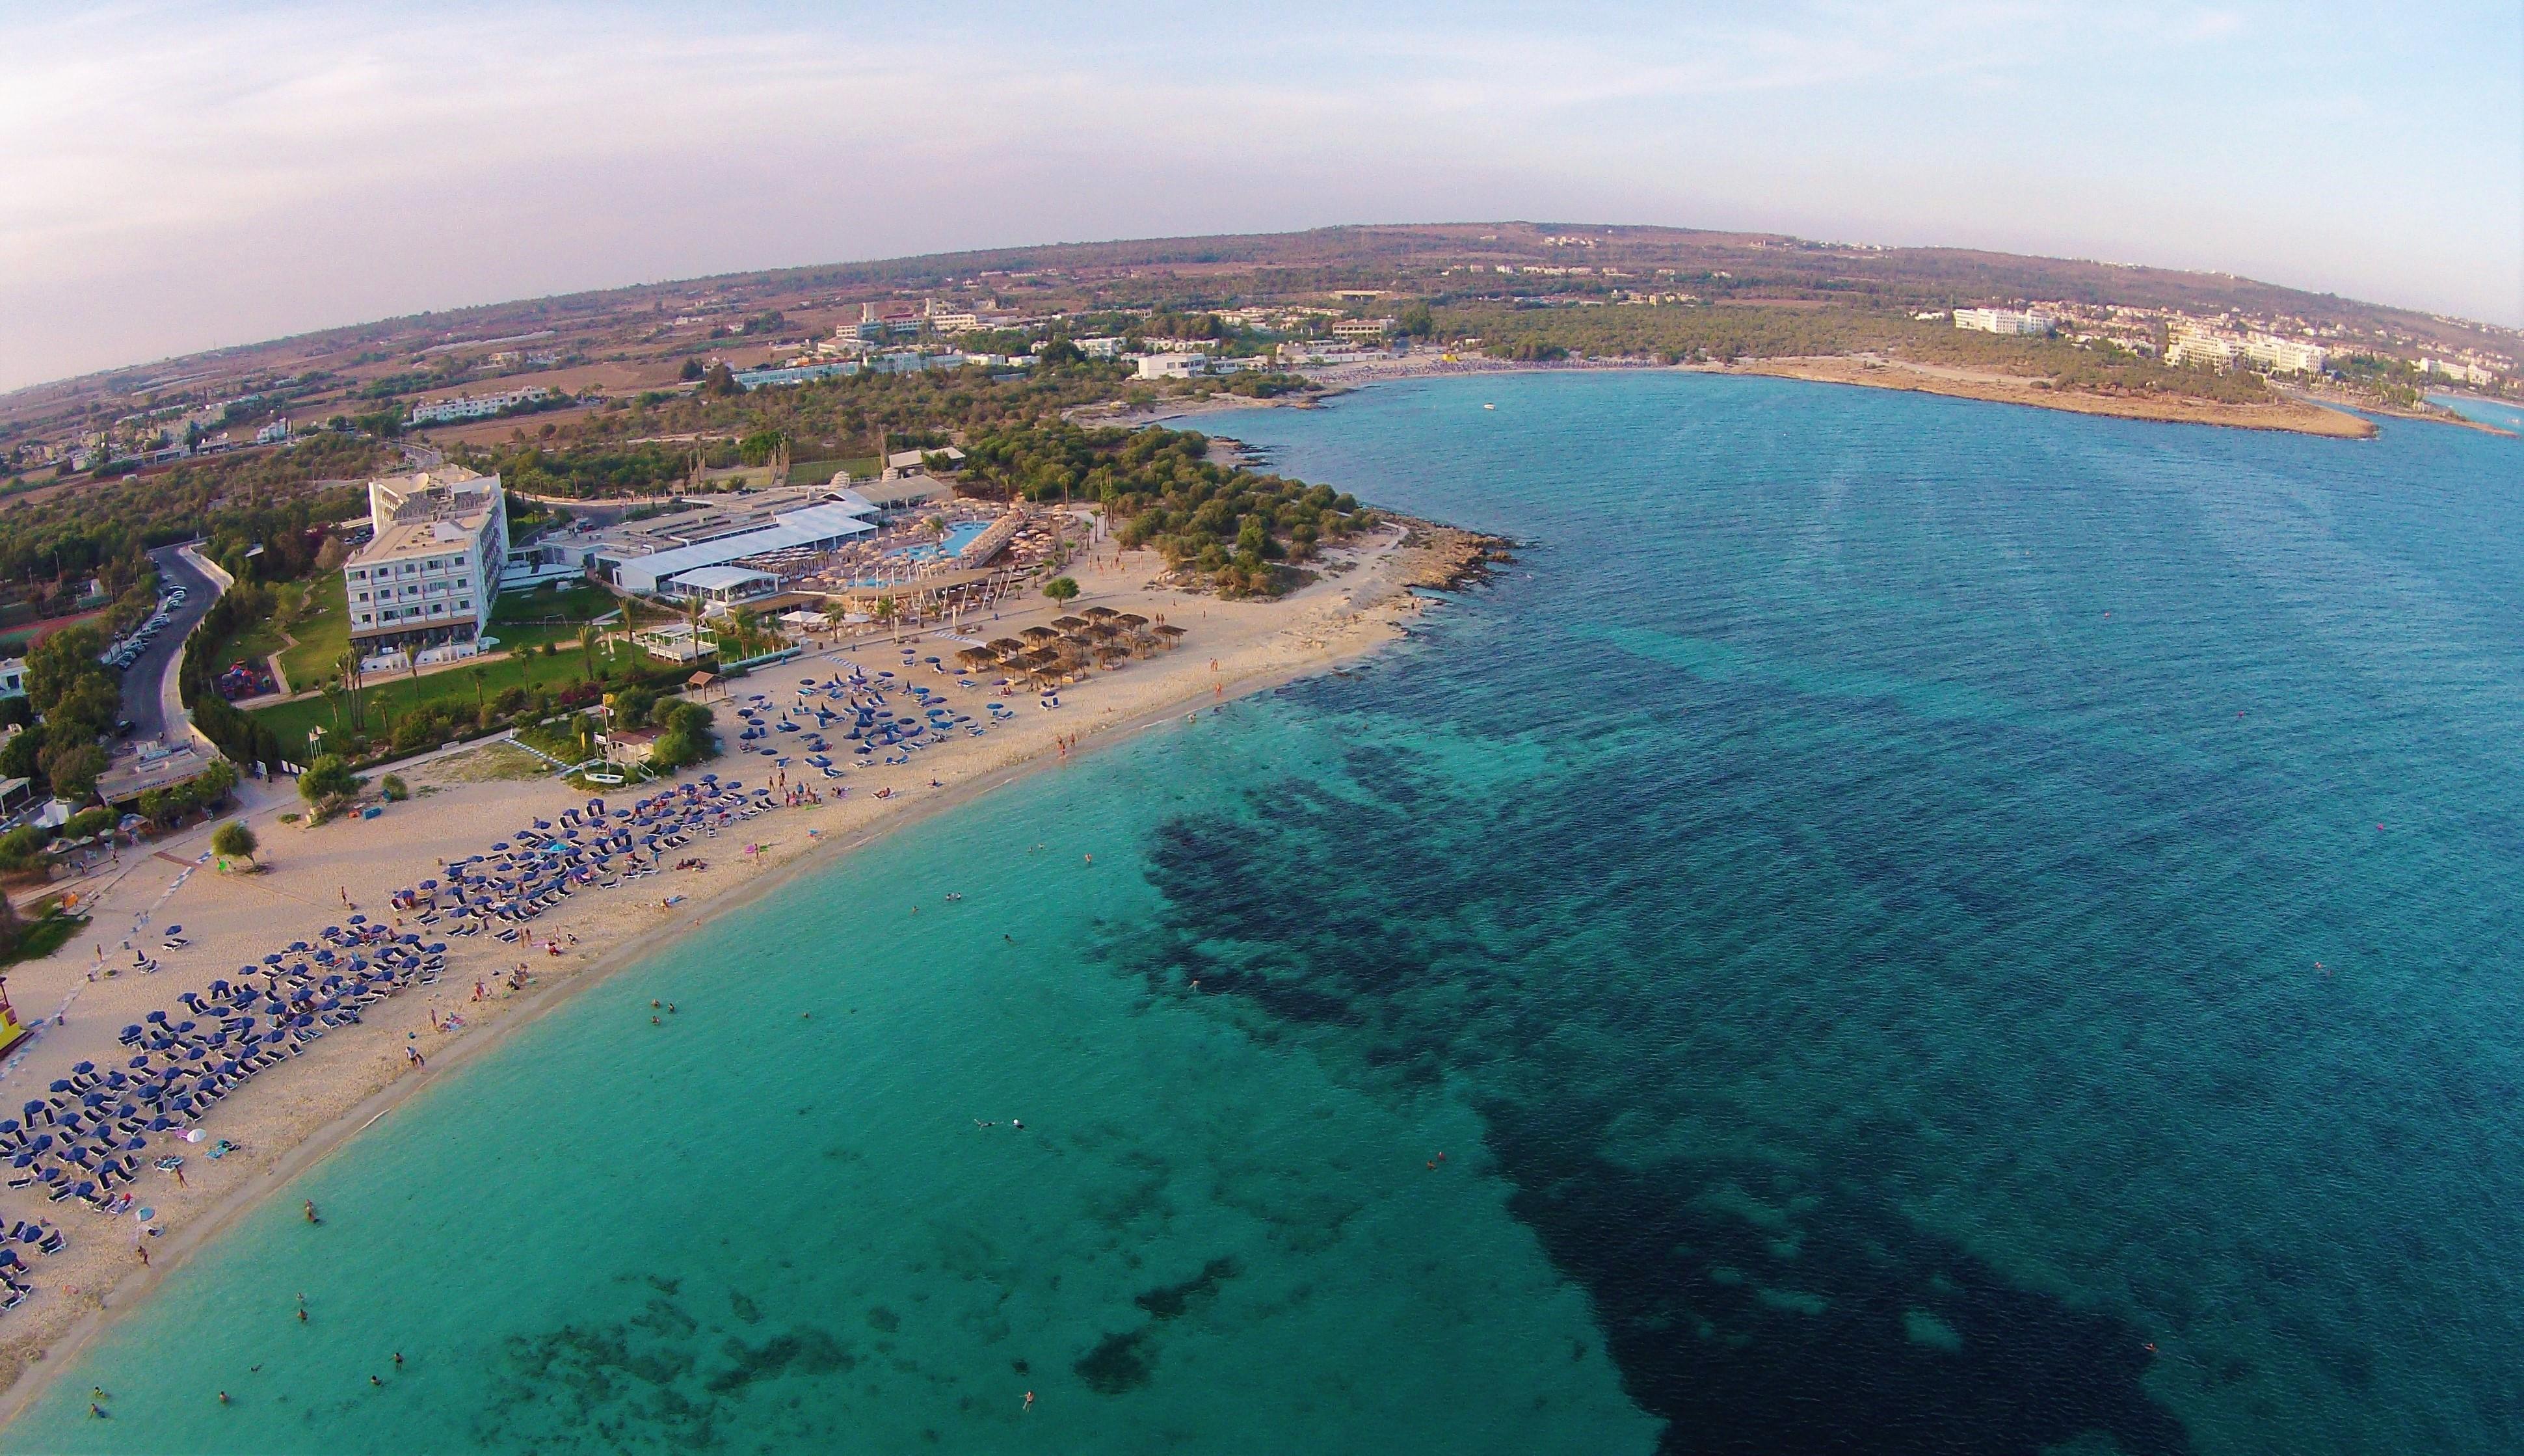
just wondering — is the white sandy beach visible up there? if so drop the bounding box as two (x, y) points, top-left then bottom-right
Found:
(0, 516), (1496, 1416)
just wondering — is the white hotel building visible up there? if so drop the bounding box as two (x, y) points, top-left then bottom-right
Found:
(344, 468), (509, 655)
(1953, 308), (2054, 336)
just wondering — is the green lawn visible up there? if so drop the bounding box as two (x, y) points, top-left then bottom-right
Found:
(251, 581), (639, 761)
(789, 456), (880, 485)
(276, 575), (349, 688)
(215, 579), (304, 670)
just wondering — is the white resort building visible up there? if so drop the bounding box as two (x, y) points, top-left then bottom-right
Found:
(1952, 308), (2054, 336)
(344, 467), (509, 656)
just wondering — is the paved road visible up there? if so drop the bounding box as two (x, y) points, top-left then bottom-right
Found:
(120, 545), (222, 741)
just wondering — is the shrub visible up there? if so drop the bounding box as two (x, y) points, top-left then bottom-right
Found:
(1043, 576), (1080, 603)
(300, 754), (360, 804)
(391, 713), (439, 756)
(0, 826), (47, 871)
(379, 774), (409, 802)
(211, 821), (258, 859)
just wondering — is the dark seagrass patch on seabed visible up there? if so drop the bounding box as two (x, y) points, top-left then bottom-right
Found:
(1483, 1107), (2191, 1456)
(1128, 783), (2194, 1455)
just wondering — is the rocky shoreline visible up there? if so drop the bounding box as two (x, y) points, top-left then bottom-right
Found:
(1396, 520), (1518, 591)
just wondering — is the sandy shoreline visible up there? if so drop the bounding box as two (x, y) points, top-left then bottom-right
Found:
(1109, 349), (2391, 442)
(1729, 354), (2378, 438)
(0, 516), (1502, 1427)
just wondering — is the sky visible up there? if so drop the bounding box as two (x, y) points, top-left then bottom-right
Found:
(0, 0), (2518, 391)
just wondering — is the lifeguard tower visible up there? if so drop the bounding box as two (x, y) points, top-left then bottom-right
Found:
(0, 976), (31, 1059)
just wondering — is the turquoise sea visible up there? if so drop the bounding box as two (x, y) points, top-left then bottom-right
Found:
(12, 372), (2524, 1454)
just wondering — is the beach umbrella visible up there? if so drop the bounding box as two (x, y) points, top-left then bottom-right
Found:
(46, 1081), (68, 1095)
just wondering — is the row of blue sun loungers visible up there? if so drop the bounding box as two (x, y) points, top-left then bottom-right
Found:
(0, 769), (800, 1319)
(731, 656), (1024, 776)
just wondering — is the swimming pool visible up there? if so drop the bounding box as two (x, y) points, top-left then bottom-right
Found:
(884, 520), (991, 563)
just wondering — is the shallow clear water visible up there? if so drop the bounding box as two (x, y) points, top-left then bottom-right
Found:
(14, 373), (2524, 1454)
(2429, 392), (2524, 432)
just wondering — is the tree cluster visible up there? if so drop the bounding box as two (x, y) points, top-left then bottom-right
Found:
(3, 625), (124, 799)
(962, 423), (1370, 597)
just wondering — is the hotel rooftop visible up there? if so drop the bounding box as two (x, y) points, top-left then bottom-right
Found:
(350, 468), (504, 566)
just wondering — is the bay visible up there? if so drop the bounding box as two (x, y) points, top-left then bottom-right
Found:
(15, 371), (2523, 1454)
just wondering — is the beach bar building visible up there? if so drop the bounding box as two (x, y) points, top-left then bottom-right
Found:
(665, 565), (780, 609)
(597, 497), (882, 596)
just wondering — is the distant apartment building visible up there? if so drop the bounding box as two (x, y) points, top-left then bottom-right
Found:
(2421, 357), (2495, 386)
(2166, 323), (2235, 369)
(254, 417), (292, 445)
(2168, 322), (2328, 375)
(1136, 353), (1209, 380)
(1331, 318), (1397, 342)
(2240, 334), (2328, 375)
(406, 386), (553, 426)
(1074, 337), (1125, 359)
(343, 468), (509, 654)
(1953, 307), (2053, 336)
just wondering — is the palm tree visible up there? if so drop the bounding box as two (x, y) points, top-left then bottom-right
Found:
(578, 624), (599, 681)
(336, 652), (365, 731)
(470, 664), (490, 711)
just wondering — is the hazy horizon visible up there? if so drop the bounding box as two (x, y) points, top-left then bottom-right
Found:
(3, 1), (2518, 393)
